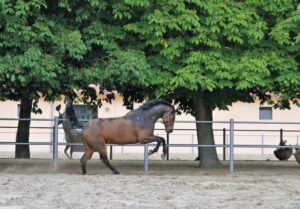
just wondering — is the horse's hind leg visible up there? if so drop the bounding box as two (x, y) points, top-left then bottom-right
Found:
(80, 153), (88, 175)
(70, 146), (73, 159)
(80, 148), (94, 175)
(98, 146), (120, 174)
(64, 145), (71, 159)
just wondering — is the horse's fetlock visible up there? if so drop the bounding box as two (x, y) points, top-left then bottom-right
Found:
(148, 149), (154, 156)
(81, 164), (87, 175)
(161, 153), (167, 160)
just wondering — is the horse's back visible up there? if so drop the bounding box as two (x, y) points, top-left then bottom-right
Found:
(82, 118), (139, 144)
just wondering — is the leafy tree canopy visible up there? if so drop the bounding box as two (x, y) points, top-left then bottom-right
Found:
(0, 0), (89, 112)
(0, 0), (146, 108)
(109, 0), (300, 113)
(1, 0), (299, 111)
(0, 0), (148, 157)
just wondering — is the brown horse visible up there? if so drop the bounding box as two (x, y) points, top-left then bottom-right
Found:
(80, 99), (176, 175)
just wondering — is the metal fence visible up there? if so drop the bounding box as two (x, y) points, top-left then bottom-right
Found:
(0, 117), (300, 176)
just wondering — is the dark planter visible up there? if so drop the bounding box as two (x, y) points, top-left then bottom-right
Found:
(274, 148), (293, 161)
(294, 153), (300, 164)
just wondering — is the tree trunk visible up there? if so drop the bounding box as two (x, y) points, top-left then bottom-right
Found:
(193, 89), (222, 168)
(15, 96), (33, 158)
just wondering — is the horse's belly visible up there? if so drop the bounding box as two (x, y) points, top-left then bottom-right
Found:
(105, 132), (138, 144)
(101, 127), (138, 144)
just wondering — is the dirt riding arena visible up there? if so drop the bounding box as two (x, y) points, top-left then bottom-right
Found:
(0, 157), (300, 209)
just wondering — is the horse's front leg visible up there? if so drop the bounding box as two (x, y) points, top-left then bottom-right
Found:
(139, 136), (167, 159)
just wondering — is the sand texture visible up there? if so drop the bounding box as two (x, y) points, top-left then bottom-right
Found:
(0, 159), (300, 209)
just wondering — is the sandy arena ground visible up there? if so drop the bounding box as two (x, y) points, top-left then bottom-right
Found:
(0, 156), (300, 209)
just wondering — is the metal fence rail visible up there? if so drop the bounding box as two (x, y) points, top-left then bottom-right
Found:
(0, 117), (300, 176)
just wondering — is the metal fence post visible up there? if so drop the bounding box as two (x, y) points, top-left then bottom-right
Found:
(51, 126), (55, 153)
(226, 134), (229, 155)
(53, 116), (59, 171)
(166, 132), (170, 160)
(229, 119), (234, 176)
(144, 144), (149, 172)
(223, 128), (226, 161)
(280, 129), (283, 143)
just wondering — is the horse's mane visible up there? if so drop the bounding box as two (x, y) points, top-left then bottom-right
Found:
(137, 99), (174, 111)
(65, 101), (83, 128)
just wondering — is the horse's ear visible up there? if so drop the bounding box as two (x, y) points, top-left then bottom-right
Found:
(56, 104), (61, 112)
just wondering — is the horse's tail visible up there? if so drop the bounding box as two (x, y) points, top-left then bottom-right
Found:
(65, 100), (83, 129)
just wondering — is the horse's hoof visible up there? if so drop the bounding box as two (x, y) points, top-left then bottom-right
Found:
(161, 153), (167, 160)
(113, 170), (120, 175)
(148, 150), (153, 156)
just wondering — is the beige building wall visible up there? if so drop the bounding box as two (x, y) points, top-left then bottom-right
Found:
(0, 97), (299, 157)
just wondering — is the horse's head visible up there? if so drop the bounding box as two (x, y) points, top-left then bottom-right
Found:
(136, 99), (176, 133)
(56, 104), (65, 125)
(162, 109), (176, 133)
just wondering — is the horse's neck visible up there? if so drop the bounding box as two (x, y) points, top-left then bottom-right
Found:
(145, 105), (169, 122)
(62, 119), (74, 133)
(126, 104), (170, 124)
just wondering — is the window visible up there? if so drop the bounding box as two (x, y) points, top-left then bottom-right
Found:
(73, 105), (98, 121)
(259, 107), (272, 120)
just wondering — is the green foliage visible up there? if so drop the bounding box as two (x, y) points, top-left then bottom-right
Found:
(270, 4), (300, 50)
(0, 0), (156, 111)
(0, 0), (299, 114)
(0, 1), (95, 112)
(119, 0), (300, 112)
(104, 49), (151, 87)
